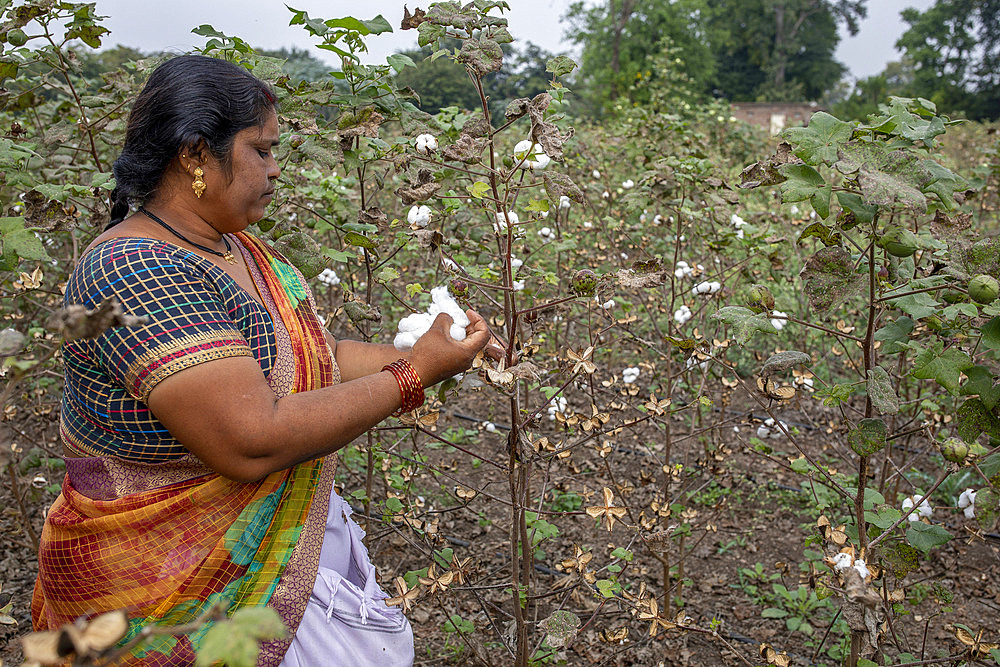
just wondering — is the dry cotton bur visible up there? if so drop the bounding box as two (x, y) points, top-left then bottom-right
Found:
(2, 1), (1000, 666)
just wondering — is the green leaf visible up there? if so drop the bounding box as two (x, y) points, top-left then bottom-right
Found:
(546, 55), (577, 78)
(525, 199), (550, 213)
(779, 164), (826, 202)
(956, 398), (1000, 443)
(375, 266), (399, 283)
(761, 351), (811, 378)
(888, 291), (941, 320)
(943, 302), (979, 320)
(874, 317), (914, 354)
(848, 418), (888, 456)
(834, 141), (931, 209)
(761, 607), (788, 618)
(385, 497), (404, 513)
(799, 246), (864, 314)
(782, 112), (854, 166)
(865, 504), (902, 530)
(387, 53), (416, 73)
(3, 229), (48, 262)
(837, 191), (878, 226)
(711, 306), (778, 345)
(881, 542), (921, 578)
(196, 607), (285, 667)
(905, 522), (952, 553)
(863, 367), (898, 416)
(0, 60), (18, 82)
(343, 231), (378, 250)
(981, 317), (1000, 350)
(961, 366), (1000, 410)
(468, 181), (491, 199)
(910, 342), (973, 395)
(539, 610), (580, 649)
(797, 222), (842, 247)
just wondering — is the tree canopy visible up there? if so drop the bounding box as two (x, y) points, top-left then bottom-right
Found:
(895, 0), (999, 120)
(566, 0), (866, 114)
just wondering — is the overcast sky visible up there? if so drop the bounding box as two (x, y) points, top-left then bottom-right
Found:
(90, 0), (935, 82)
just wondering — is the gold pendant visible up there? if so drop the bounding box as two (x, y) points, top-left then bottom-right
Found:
(224, 252), (236, 265)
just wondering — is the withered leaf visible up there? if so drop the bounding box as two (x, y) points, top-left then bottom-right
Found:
(442, 134), (486, 164)
(400, 6), (427, 29)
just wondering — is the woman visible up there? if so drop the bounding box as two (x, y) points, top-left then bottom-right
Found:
(32, 55), (490, 666)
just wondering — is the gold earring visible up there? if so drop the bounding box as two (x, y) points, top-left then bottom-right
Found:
(192, 167), (206, 199)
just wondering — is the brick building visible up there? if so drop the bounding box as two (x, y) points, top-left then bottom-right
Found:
(730, 102), (823, 135)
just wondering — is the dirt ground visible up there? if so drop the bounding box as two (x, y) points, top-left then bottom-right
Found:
(2, 387), (998, 666)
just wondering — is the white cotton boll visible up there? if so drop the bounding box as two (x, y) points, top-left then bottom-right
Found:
(397, 311), (433, 334)
(559, 195), (571, 210)
(538, 226), (555, 240)
(731, 213), (746, 228)
(674, 305), (692, 324)
(790, 205), (800, 216)
(592, 170), (601, 178)
(852, 559), (870, 579)
(733, 426), (740, 433)
(653, 214), (663, 224)
(692, 281), (715, 296)
(441, 257), (458, 271)
(736, 228), (745, 239)
(771, 310), (788, 331)
(540, 210), (549, 218)
(583, 221), (593, 229)
(513, 140), (550, 171)
(407, 205), (432, 228)
(429, 286), (470, 341)
(494, 210), (519, 233)
(513, 280), (525, 291)
(415, 133), (438, 154)
(622, 179), (635, 189)
(708, 281), (721, 294)
(484, 422), (497, 433)
(510, 256), (523, 271)
(800, 377), (814, 389)
(902, 495), (933, 521)
(393, 331), (419, 350)
(757, 425), (771, 439)
(958, 489), (977, 519)
(318, 268), (341, 286)
(831, 552), (852, 571)
(622, 367), (640, 384)
(601, 299), (616, 309)
(602, 190), (611, 199)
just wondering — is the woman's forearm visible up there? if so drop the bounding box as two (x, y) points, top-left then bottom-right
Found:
(334, 339), (414, 382)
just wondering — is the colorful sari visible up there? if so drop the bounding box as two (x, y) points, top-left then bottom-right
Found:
(33, 233), (338, 666)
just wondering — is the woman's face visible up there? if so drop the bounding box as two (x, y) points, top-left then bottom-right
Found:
(201, 110), (280, 232)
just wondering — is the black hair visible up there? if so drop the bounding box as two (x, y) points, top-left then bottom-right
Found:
(108, 54), (277, 226)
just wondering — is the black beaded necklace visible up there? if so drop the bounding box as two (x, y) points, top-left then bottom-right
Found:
(139, 206), (236, 264)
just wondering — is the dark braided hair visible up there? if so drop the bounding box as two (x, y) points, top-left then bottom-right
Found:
(108, 55), (277, 227)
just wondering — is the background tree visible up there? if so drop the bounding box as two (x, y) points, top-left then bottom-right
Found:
(566, 0), (865, 115)
(895, 0), (1000, 120)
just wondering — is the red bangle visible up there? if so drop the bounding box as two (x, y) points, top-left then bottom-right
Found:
(382, 359), (425, 416)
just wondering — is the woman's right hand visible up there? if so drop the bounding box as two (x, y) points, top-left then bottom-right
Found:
(409, 309), (491, 386)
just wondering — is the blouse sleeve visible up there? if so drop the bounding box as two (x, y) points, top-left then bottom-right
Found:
(69, 240), (254, 402)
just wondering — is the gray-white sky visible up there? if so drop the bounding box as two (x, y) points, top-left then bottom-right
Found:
(91, 0), (934, 82)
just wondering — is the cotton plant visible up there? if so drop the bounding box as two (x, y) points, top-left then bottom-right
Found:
(407, 205), (431, 228)
(393, 286), (469, 350)
(684, 355), (708, 372)
(512, 140), (550, 171)
(621, 179), (634, 189)
(770, 310), (788, 331)
(592, 169), (601, 178)
(558, 195), (571, 210)
(674, 261), (704, 279)
(958, 488), (977, 519)
(901, 495), (933, 521)
(673, 305), (692, 325)
(582, 221), (593, 229)
(538, 227), (556, 241)
(599, 297), (616, 310)
(414, 133), (438, 154)
(622, 367), (640, 384)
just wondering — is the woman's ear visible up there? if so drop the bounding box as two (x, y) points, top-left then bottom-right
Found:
(179, 140), (209, 172)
